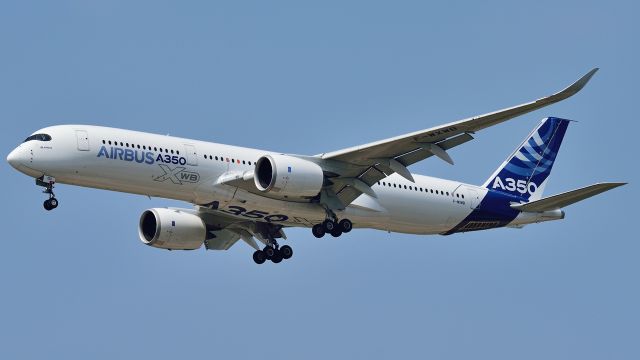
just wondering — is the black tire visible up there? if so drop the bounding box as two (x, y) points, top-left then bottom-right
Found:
(280, 245), (293, 259)
(339, 219), (352, 233)
(49, 198), (58, 209)
(253, 250), (267, 264)
(271, 250), (283, 263)
(330, 227), (342, 237)
(323, 219), (336, 232)
(312, 224), (325, 238)
(43, 199), (52, 211)
(264, 247), (275, 259)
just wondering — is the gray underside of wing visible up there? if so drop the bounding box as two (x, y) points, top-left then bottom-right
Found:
(319, 68), (599, 207)
(196, 208), (275, 251)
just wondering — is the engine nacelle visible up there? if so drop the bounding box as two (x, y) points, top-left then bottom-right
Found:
(254, 154), (324, 198)
(138, 208), (206, 250)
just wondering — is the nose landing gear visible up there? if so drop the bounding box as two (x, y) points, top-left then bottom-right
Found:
(37, 175), (58, 211)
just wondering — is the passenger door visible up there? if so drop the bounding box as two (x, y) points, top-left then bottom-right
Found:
(75, 130), (90, 151)
(183, 144), (198, 166)
(455, 185), (480, 209)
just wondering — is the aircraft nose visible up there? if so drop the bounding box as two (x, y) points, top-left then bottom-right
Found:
(7, 146), (27, 170)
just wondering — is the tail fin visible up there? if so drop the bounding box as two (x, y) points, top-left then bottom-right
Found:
(483, 117), (571, 201)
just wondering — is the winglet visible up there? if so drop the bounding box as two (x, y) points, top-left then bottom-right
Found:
(551, 68), (599, 101)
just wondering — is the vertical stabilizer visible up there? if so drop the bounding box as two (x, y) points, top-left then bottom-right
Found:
(482, 117), (570, 201)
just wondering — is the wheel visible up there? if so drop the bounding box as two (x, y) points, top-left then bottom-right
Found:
(49, 198), (58, 209)
(312, 224), (325, 238)
(253, 250), (267, 264)
(339, 219), (352, 233)
(264, 247), (275, 259)
(330, 227), (343, 237)
(43, 199), (52, 211)
(280, 245), (293, 259)
(323, 219), (336, 232)
(271, 250), (283, 263)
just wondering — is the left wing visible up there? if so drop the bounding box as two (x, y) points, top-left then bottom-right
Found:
(197, 207), (286, 251)
(318, 68), (599, 207)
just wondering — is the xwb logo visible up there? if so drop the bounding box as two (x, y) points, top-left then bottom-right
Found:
(154, 164), (200, 185)
(492, 177), (537, 195)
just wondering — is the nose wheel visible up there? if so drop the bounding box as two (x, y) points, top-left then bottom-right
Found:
(37, 175), (59, 211)
(43, 197), (58, 211)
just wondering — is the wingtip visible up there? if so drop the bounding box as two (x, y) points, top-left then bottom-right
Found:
(567, 67), (599, 93)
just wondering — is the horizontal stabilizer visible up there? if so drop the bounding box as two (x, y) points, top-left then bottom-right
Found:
(511, 182), (626, 212)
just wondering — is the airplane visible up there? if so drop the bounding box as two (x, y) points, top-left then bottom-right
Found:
(6, 68), (626, 264)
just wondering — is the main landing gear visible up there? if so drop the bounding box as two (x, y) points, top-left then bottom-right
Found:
(311, 218), (352, 239)
(37, 176), (59, 211)
(252, 237), (293, 265)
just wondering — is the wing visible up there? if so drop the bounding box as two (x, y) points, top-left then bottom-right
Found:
(196, 206), (286, 251)
(318, 68), (599, 207)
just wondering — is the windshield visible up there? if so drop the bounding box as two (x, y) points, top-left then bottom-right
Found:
(23, 133), (52, 142)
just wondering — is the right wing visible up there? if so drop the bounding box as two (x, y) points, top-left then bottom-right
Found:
(317, 68), (599, 207)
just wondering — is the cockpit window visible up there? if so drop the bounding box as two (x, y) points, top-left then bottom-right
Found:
(23, 133), (52, 142)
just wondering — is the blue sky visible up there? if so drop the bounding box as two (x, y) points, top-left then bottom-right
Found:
(1, 1), (637, 359)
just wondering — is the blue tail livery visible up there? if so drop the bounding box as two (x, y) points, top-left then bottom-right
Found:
(483, 117), (570, 201)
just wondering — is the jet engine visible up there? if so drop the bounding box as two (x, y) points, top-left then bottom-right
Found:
(254, 154), (324, 198)
(138, 208), (206, 250)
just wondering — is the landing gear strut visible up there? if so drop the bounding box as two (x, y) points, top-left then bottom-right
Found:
(38, 176), (58, 211)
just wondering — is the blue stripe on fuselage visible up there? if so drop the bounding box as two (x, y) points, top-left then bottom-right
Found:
(444, 189), (522, 235)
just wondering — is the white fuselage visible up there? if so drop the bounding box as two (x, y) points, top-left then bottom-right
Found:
(8, 125), (559, 235)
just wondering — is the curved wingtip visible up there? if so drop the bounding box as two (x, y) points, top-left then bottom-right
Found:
(559, 67), (599, 97)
